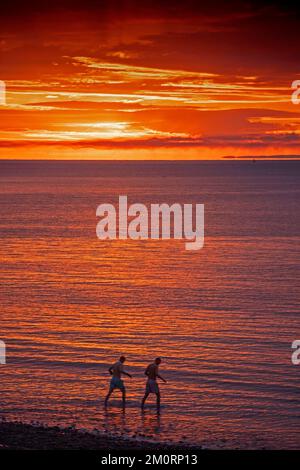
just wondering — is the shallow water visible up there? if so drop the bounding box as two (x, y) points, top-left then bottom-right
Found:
(0, 161), (299, 449)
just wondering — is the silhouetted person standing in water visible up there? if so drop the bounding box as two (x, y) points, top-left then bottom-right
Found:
(141, 358), (166, 409)
(105, 356), (132, 407)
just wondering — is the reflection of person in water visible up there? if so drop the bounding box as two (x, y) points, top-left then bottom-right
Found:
(104, 356), (132, 407)
(141, 405), (161, 437)
(141, 358), (166, 409)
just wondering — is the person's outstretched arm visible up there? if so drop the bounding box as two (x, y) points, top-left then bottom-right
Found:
(157, 374), (167, 383)
(122, 370), (132, 378)
(108, 366), (113, 375)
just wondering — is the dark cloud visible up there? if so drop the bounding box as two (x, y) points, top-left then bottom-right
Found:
(0, 131), (299, 149)
(1, 1), (298, 78)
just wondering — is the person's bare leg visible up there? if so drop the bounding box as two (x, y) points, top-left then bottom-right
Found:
(156, 392), (161, 409)
(122, 388), (126, 407)
(141, 392), (149, 408)
(104, 390), (113, 406)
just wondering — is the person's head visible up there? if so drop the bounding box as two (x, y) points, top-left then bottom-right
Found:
(120, 356), (126, 363)
(155, 357), (161, 365)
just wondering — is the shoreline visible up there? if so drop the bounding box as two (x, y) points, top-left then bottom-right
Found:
(0, 420), (201, 451)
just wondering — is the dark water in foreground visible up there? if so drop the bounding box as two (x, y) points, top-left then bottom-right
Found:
(0, 161), (299, 449)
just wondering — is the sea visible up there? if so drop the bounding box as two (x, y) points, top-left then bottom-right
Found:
(0, 160), (299, 449)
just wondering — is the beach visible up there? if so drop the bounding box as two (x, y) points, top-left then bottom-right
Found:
(0, 420), (200, 451)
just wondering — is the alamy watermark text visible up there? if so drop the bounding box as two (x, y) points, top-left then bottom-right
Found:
(96, 196), (204, 251)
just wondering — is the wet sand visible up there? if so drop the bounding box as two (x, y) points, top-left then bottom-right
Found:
(0, 421), (200, 450)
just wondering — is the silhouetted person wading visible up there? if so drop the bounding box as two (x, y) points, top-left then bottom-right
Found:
(141, 357), (166, 409)
(105, 356), (132, 407)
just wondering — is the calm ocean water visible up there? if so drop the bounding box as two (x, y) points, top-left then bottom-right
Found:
(0, 160), (299, 449)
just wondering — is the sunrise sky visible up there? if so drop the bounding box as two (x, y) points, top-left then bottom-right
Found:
(0, 0), (299, 159)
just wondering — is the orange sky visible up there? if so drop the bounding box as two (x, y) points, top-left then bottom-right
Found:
(0, 0), (299, 159)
